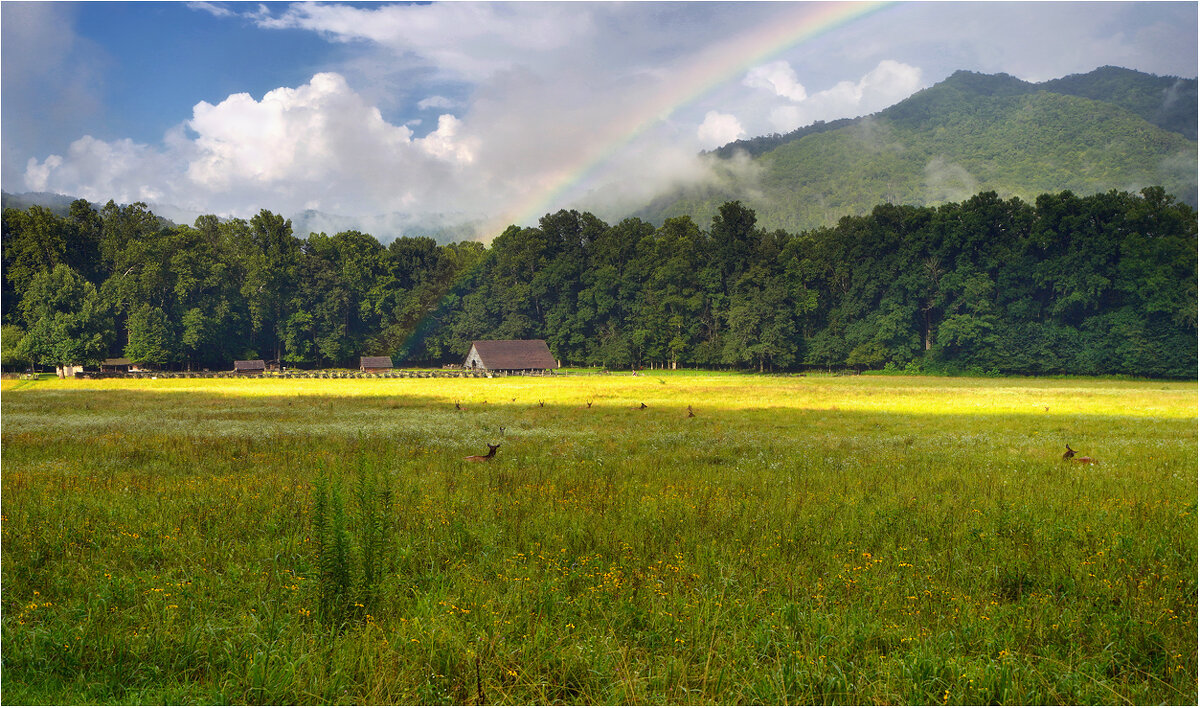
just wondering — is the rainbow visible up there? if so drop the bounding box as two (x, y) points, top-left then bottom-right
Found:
(482, 0), (894, 238)
(400, 1), (893, 361)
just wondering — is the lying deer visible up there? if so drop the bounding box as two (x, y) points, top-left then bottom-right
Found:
(1063, 444), (1097, 464)
(687, 405), (695, 418)
(464, 443), (500, 462)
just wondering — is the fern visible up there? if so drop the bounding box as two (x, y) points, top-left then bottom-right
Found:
(308, 455), (395, 628)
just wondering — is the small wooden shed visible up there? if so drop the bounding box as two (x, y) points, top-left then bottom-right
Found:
(360, 356), (393, 373)
(463, 340), (558, 373)
(234, 360), (266, 375)
(101, 358), (131, 373)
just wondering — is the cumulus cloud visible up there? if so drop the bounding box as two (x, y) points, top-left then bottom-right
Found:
(744, 61), (808, 102)
(697, 111), (745, 149)
(756, 60), (924, 134)
(25, 72), (481, 223)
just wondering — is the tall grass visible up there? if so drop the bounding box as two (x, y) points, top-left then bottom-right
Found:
(2, 374), (1195, 704)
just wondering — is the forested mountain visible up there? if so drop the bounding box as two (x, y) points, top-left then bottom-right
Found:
(0, 192), (84, 217)
(650, 67), (1197, 234)
(1040, 66), (1196, 139)
(4, 187), (1196, 378)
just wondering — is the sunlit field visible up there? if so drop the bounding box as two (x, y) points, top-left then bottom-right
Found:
(2, 372), (1195, 704)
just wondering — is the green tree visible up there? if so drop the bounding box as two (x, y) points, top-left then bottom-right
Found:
(3, 205), (69, 297)
(242, 210), (299, 361)
(1, 324), (30, 371)
(124, 305), (173, 367)
(17, 265), (113, 374)
(722, 264), (798, 372)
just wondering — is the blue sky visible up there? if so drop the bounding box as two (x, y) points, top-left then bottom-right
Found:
(3, 1), (1196, 239)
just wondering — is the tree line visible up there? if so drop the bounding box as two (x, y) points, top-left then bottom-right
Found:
(2, 187), (1195, 378)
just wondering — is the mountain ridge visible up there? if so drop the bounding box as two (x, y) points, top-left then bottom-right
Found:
(641, 66), (1196, 233)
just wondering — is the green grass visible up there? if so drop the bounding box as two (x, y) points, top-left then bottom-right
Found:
(2, 373), (1195, 704)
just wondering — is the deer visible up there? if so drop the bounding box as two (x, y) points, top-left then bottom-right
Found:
(637, 402), (648, 410)
(687, 405), (695, 418)
(1063, 444), (1097, 465)
(455, 401), (465, 411)
(464, 443), (500, 462)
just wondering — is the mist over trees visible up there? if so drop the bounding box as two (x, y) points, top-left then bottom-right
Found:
(3, 187), (1196, 378)
(648, 68), (1198, 236)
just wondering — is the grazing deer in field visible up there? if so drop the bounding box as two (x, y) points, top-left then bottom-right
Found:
(464, 443), (500, 462)
(1063, 444), (1097, 464)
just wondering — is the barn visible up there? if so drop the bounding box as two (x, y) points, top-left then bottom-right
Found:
(233, 359), (266, 375)
(101, 358), (131, 373)
(463, 340), (558, 374)
(360, 356), (393, 373)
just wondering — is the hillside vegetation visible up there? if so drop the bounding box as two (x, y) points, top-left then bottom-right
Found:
(647, 67), (1197, 233)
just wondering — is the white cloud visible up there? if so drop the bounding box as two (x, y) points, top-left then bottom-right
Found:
(25, 135), (177, 205)
(418, 95), (457, 111)
(418, 114), (475, 164)
(697, 111), (745, 149)
(744, 61), (807, 102)
(26, 72), (481, 222)
(254, 2), (595, 80)
(186, 2), (234, 19)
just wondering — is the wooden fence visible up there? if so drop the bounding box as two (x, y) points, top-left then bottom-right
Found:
(73, 369), (558, 380)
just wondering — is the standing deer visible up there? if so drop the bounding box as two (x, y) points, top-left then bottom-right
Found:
(1063, 444), (1097, 464)
(464, 443), (501, 462)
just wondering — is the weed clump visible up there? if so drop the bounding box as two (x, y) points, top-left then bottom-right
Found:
(310, 457), (394, 629)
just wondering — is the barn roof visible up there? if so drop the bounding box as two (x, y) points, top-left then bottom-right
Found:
(234, 359), (266, 371)
(469, 340), (558, 370)
(103, 358), (132, 366)
(360, 356), (393, 369)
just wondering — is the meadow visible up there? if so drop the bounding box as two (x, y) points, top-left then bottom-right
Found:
(1, 372), (1195, 705)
